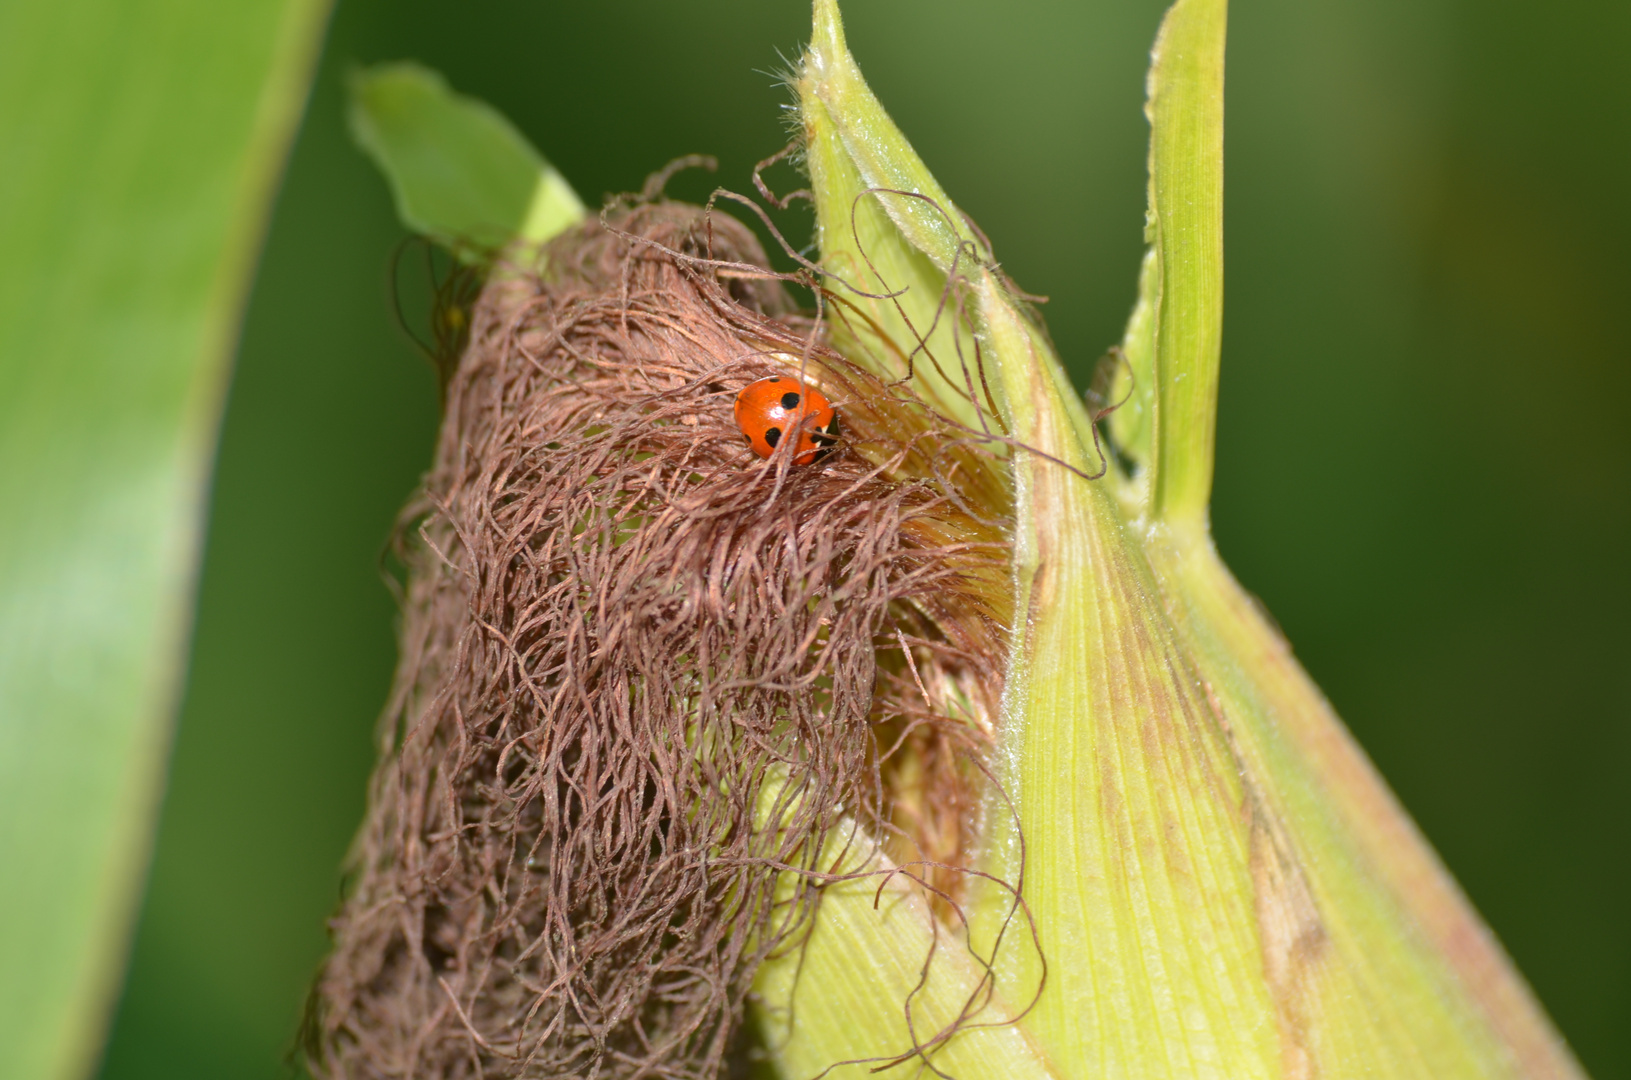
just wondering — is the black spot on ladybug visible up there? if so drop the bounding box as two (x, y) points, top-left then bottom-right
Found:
(780, 391), (801, 410)
(743, 433), (754, 446)
(764, 426), (782, 448)
(767, 376), (781, 383)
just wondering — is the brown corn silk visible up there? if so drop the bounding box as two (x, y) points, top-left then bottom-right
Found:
(305, 202), (1012, 1079)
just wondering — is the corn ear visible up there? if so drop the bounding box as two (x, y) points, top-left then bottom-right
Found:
(768, 0), (1586, 1077)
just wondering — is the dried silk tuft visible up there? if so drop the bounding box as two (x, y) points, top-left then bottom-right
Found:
(304, 202), (1012, 1079)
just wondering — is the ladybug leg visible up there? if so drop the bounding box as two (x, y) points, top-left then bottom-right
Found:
(808, 414), (839, 448)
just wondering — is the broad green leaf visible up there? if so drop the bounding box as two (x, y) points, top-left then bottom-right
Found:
(348, 62), (584, 257)
(0, 1), (332, 1077)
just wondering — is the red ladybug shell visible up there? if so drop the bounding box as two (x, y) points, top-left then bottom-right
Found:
(734, 376), (839, 465)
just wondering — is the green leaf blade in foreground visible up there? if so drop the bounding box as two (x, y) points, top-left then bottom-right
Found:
(348, 62), (584, 256)
(0, 1), (332, 1077)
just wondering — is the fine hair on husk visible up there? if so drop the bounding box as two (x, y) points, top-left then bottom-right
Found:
(304, 195), (1017, 1079)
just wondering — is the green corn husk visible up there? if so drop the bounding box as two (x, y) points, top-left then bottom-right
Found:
(754, 0), (1587, 1077)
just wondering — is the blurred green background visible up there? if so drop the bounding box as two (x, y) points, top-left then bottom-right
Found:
(95, 0), (1629, 1077)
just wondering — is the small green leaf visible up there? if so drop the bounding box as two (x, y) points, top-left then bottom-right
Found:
(0, 1), (332, 1076)
(348, 61), (584, 256)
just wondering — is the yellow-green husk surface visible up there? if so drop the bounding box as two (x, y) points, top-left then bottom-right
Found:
(748, 1), (1586, 1077)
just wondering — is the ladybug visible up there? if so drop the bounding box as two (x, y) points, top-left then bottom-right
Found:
(734, 376), (839, 465)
